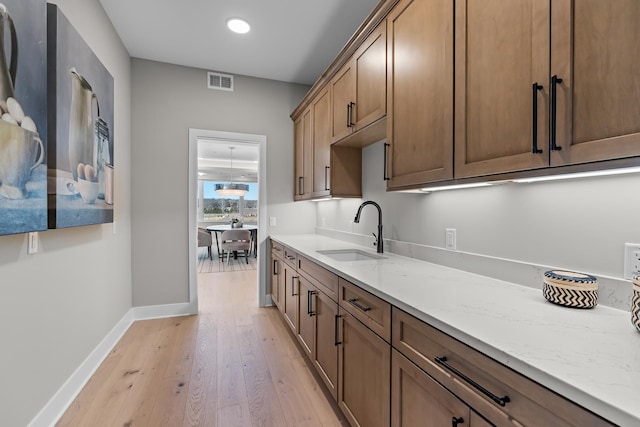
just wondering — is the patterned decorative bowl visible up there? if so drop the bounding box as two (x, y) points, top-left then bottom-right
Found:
(632, 273), (640, 332)
(543, 270), (598, 309)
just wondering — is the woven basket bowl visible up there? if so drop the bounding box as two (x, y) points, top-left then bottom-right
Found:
(543, 270), (598, 309)
(632, 273), (640, 333)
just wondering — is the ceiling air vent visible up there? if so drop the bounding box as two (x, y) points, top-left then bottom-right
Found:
(207, 71), (234, 91)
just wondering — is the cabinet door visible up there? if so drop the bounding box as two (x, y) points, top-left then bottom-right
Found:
(294, 108), (313, 200)
(392, 349), (470, 427)
(314, 289), (339, 400)
(353, 22), (387, 131)
(297, 276), (315, 358)
(331, 62), (355, 143)
(270, 255), (282, 309)
(470, 411), (494, 427)
(454, 0), (550, 178)
(387, 0), (454, 189)
(312, 87), (332, 197)
(282, 263), (299, 333)
(338, 310), (390, 427)
(551, 0), (640, 166)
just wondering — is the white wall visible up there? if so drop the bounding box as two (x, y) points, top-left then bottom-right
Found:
(0, 1), (132, 426)
(318, 141), (640, 301)
(131, 59), (315, 307)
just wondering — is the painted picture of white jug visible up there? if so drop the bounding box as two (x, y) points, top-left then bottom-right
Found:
(0, 0), (48, 236)
(48, 4), (114, 229)
(68, 67), (96, 181)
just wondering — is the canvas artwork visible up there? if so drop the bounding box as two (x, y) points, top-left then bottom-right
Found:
(0, 0), (47, 236)
(48, 4), (114, 228)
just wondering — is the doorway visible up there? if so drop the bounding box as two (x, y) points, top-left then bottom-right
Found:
(188, 129), (268, 313)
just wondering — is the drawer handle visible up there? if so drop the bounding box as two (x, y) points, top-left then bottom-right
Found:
(347, 298), (371, 312)
(435, 356), (510, 407)
(334, 315), (342, 346)
(324, 166), (330, 191)
(285, 255), (295, 261)
(452, 417), (464, 427)
(307, 290), (317, 316)
(383, 142), (390, 181)
(531, 82), (543, 154)
(550, 74), (563, 151)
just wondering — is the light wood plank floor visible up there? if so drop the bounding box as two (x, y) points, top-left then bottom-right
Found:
(57, 270), (348, 427)
(197, 247), (257, 273)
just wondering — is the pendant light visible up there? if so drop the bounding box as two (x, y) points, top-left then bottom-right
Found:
(215, 147), (249, 197)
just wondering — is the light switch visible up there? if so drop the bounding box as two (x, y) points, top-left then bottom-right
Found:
(269, 216), (276, 227)
(28, 232), (38, 254)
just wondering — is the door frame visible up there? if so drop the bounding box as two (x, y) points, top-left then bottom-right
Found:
(188, 128), (269, 309)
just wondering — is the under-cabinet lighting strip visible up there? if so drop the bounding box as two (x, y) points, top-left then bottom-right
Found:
(310, 197), (343, 202)
(420, 182), (493, 193)
(512, 166), (640, 183)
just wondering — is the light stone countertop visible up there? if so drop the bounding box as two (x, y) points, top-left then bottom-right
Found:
(271, 234), (640, 426)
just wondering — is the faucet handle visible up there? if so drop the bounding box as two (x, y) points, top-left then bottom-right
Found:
(372, 233), (377, 246)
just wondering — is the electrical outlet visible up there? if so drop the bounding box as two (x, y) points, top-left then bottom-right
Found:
(445, 228), (456, 250)
(28, 232), (38, 254)
(624, 243), (640, 279)
(269, 216), (276, 227)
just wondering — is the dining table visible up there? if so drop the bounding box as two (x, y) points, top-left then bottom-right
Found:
(206, 224), (258, 259)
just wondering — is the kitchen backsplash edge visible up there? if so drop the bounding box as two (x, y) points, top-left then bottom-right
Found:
(315, 227), (632, 311)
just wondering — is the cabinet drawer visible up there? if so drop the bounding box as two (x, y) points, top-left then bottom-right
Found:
(298, 255), (338, 301)
(283, 246), (298, 268)
(339, 278), (391, 342)
(392, 307), (613, 427)
(271, 240), (284, 258)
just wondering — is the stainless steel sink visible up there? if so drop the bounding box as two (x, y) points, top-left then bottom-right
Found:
(317, 249), (386, 262)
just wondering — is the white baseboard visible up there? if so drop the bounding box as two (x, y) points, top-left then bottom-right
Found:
(28, 302), (198, 427)
(133, 301), (198, 320)
(28, 309), (134, 427)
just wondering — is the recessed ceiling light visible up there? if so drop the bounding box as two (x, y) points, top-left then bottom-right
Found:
(227, 18), (250, 34)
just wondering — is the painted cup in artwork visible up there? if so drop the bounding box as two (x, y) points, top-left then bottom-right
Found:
(0, 121), (44, 199)
(77, 178), (98, 204)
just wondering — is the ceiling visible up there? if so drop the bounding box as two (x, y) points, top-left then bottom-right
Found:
(101, 0), (380, 181)
(99, 0), (381, 86)
(197, 140), (259, 182)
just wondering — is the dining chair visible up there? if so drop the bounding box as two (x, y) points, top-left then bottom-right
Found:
(220, 229), (252, 265)
(197, 227), (213, 260)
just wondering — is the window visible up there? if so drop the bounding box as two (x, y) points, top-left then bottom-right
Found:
(199, 181), (258, 224)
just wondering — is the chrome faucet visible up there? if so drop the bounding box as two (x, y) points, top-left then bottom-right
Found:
(354, 200), (383, 253)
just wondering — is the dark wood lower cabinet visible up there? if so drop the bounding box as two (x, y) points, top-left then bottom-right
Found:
(270, 240), (614, 427)
(338, 309), (390, 427)
(282, 263), (298, 333)
(270, 254), (283, 309)
(296, 279), (340, 400)
(392, 349), (494, 427)
(297, 276), (315, 358)
(313, 287), (339, 400)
